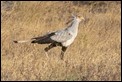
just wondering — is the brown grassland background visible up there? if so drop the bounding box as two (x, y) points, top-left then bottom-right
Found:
(1, 1), (121, 81)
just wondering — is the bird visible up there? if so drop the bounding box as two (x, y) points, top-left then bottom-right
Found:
(13, 14), (85, 60)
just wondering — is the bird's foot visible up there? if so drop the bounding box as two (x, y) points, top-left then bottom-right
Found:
(45, 51), (49, 59)
(60, 54), (63, 60)
(44, 48), (50, 58)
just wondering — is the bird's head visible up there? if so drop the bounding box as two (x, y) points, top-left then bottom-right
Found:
(72, 14), (85, 22)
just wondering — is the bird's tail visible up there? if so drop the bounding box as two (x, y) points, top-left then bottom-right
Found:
(13, 39), (35, 43)
(14, 32), (55, 44)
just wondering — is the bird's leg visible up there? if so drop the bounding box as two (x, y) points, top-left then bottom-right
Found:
(44, 43), (56, 52)
(60, 46), (67, 60)
(44, 43), (56, 58)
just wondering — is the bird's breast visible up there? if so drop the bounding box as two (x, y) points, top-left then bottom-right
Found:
(62, 34), (77, 47)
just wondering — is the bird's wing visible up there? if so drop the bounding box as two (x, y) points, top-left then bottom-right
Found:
(50, 29), (73, 42)
(32, 32), (55, 40)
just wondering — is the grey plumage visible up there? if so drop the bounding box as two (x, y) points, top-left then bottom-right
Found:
(51, 29), (73, 42)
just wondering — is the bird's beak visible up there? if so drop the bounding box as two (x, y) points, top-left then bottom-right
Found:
(81, 17), (85, 20)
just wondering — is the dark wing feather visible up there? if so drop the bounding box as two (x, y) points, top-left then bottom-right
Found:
(31, 32), (56, 44)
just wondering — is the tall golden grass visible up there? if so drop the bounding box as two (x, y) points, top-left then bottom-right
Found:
(1, 1), (121, 81)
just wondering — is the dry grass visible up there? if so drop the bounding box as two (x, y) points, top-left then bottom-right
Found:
(1, 1), (121, 81)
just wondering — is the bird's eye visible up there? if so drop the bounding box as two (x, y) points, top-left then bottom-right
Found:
(77, 16), (81, 18)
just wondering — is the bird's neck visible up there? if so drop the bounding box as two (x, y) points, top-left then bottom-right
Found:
(67, 19), (80, 33)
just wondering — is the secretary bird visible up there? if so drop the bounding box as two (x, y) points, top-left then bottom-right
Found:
(14, 15), (85, 60)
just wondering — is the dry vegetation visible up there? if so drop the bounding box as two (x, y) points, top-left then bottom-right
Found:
(1, 1), (121, 81)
